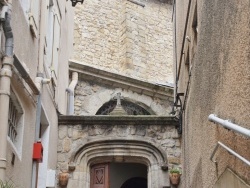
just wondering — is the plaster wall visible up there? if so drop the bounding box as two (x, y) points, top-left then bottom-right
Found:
(6, 70), (36, 188)
(175, 0), (250, 187)
(56, 2), (75, 115)
(73, 0), (173, 84)
(47, 0), (74, 173)
(214, 168), (250, 188)
(0, 0), (74, 187)
(3, 2), (39, 187)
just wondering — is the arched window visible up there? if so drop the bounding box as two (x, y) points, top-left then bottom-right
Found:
(95, 99), (151, 115)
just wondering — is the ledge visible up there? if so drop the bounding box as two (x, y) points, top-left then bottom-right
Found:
(58, 115), (178, 125)
(69, 59), (174, 99)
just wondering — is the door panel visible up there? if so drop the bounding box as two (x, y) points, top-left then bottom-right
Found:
(91, 164), (109, 188)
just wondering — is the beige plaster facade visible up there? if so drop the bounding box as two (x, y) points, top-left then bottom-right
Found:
(174, 0), (250, 187)
(0, 0), (74, 187)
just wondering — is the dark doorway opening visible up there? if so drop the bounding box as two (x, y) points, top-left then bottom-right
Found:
(109, 163), (147, 188)
(120, 177), (147, 188)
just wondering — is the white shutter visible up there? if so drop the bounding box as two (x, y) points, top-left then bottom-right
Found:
(29, 0), (40, 37)
(51, 13), (60, 81)
(46, 7), (54, 67)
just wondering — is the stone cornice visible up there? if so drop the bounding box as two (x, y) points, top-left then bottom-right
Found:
(58, 115), (178, 125)
(69, 59), (174, 99)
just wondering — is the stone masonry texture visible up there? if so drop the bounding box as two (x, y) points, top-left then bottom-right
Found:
(73, 79), (174, 116)
(57, 123), (181, 173)
(73, 0), (173, 84)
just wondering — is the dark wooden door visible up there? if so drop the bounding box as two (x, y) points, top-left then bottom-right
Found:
(90, 163), (109, 188)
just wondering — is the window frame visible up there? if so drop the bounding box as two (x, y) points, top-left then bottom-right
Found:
(7, 88), (24, 159)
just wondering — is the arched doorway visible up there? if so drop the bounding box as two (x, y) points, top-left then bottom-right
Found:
(110, 163), (147, 188)
(67, 139), (170, 187)
(90, 163), (147, 188)
(121, 177), (147, 188)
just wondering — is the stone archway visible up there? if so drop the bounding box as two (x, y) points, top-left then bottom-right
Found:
(57, 115), (180, 188)
(66, 139), (170, 188)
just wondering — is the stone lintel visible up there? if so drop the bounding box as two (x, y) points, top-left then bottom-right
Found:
(69, 59), (174, 99)
(58, 115), (178, 126)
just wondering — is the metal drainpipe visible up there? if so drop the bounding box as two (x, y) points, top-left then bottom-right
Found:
(0, 0), (13, 181)
(31, 74), (50, 188)
(176, 0), (191, 81)
(66, 72), (78, 115)
(30, 0), (48, 186)
(173, 0), (178, 107)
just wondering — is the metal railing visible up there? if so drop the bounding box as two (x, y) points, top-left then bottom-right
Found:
(208, 114), (250, 138)
(210, 141), (250, 166)
(209, 114), (250, 166)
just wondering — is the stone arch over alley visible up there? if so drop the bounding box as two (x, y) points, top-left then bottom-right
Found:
(57, 0), (179, 187)
(57, 115), (180, 187)
(66, 138), (169, 187)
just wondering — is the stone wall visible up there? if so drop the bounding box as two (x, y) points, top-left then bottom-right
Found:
(57, 123), (181, 170)
(57, 117), (181, 187)
(73, 0), (173, 84)
(74, 79), (173, 115)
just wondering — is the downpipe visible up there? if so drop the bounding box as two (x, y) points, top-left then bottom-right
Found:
(30, 0), (49, 186)
(66, 72), (78, 115)
(0, 0), (14, 181)
(31, 74), (50, 188)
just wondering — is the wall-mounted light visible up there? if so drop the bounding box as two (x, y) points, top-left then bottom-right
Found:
(170, 93), (184, 134)
(70, 0), (84, 7)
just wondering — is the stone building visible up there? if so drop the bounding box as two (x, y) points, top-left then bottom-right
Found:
(0, 0), (74, 187)
(56, 0), (180, 187)
(174, 0), (250, 187)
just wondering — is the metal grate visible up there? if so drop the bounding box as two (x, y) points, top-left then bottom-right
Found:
(8, 99), (19, 142)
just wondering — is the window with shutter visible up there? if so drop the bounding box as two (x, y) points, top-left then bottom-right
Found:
(44, 3), (54, 77)
(44, 1), (61, 85)
(29, 0), (40, 38)
(51, 13), (60, 80)
(8, 89), (24, 158)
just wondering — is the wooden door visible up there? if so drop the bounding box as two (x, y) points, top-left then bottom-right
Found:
(90, 163), (109, 188)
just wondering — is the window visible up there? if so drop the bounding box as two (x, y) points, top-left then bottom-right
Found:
(8, 90), (24, 156)
(44, 2), (54, 77)
(52, 13), (60, 79)
(29, 0), (40, 37)
(44, 1), (61, 82)
(8, 100), (19, 142)
(191, 3), (198, 58)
